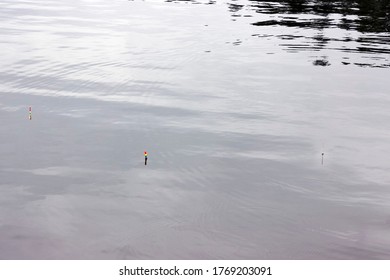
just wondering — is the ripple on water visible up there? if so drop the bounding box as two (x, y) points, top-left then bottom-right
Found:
(1, 0), (390, 260)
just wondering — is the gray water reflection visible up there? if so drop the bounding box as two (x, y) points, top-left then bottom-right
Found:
(245, 0), (390, 67)
(1, 0), (390, 259)
(166, 0), (390, 67)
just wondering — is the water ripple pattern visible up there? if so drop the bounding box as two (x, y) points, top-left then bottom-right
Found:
(1, 0), (390, 259)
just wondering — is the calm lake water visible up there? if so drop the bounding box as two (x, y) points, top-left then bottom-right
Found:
(1, 0), (390, 259)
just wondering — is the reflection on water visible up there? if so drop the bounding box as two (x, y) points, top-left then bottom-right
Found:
(1, 0), (390, 259)
(165, 0), (390, 67)
(247, 0), (390, 67)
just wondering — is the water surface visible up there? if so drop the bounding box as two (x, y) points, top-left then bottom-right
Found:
(1, 0), (390, 259)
